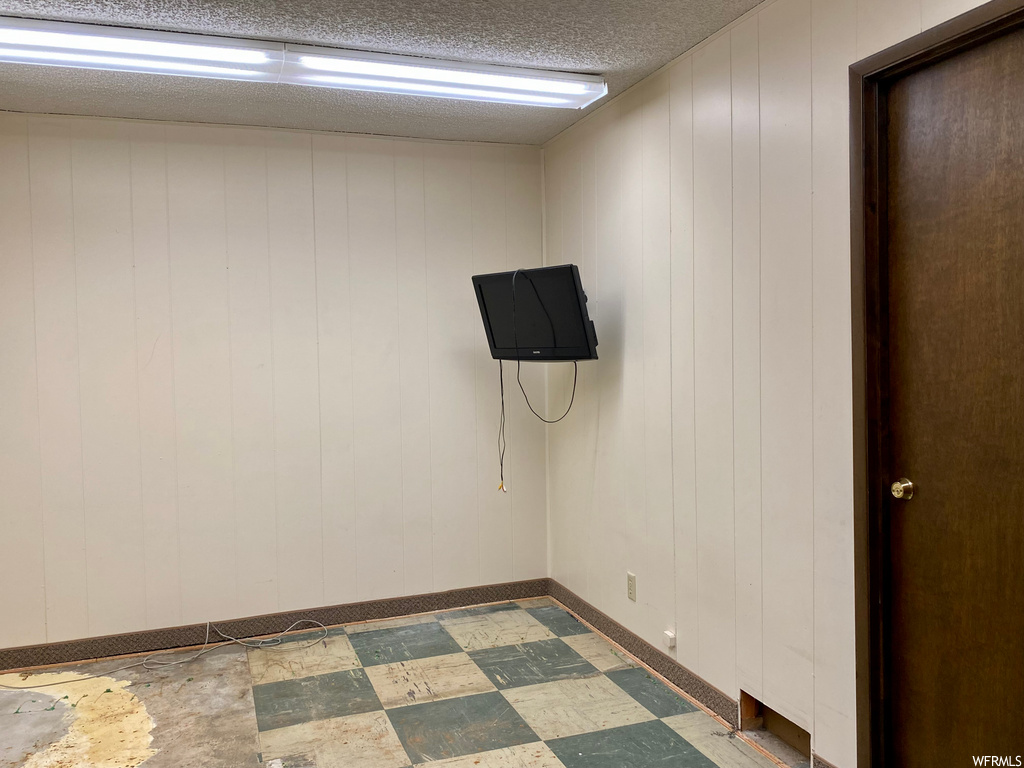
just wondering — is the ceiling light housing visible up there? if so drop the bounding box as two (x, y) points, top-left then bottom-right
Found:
(0, 16), (284, 82)
(0, 16), (608, 109)
(282, 45), (607, 108)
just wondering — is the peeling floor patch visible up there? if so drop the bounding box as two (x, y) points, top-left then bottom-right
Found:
(0, 690), (72, 767)
(0, 672), (156, 768)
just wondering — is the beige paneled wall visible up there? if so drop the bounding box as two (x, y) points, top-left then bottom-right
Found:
(0, 113), (546, 648)
(542, 0), (985, 765)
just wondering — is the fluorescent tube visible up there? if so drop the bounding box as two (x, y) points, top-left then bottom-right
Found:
(0, 16), (283, 81)
(0, 47), (269, 78)
(0, 26), (271, 63)
(295, 55), (591, 95)
(283, 46), (607, 108)
(294, 73), (575, 106)
(0, 16), (608, 108)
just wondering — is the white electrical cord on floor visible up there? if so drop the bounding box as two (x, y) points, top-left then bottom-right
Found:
(0, 619), (329, 690)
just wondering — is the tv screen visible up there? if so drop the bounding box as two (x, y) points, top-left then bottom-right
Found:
(472, 264), (598, 361)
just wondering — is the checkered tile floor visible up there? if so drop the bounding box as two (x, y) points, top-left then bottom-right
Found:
(250, 598), (777, 768)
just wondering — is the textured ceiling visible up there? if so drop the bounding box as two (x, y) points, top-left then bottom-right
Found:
(0, 0), (760, 145)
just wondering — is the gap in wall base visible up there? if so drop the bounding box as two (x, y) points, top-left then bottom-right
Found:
(740, 690), (812, 768)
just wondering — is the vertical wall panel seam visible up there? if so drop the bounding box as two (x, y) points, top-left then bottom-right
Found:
(471, 147), (482, 587)
(688, 61), (700, 674)
(70, 123), (92, 636)
(667, 69), (678, 658)
(341, 138), (358, 599)
(69, 128), (94, 635)
(420, 145), (435, 593)
(126, 126), (150, 628)
(729, 28), (737, 704)
(754, 16), (764, 699)
(310, 134), (327, 604)
(589, 138), (597, 607)
(222, 131), (240, 617)
(25, 119), (50, 640)
(69, 120), (91, 636)
(756, 9), (766, 700)
(261, 132), (281, 611)
(470, 148), (482, 585)
(576, 148), (587, 597)
(806, 0), (817, 748)
(540, 147), (551, 578)
(502, 148), (513, 576)
(161, 128), (184, 622)
(391, 139), (408, 594)
(640, 92), (650, 631)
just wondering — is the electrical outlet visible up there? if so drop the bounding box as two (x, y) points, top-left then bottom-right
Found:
(627, 571), (637, 602)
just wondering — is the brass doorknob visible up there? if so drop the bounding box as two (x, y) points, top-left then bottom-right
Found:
(891, 478), (914, 500)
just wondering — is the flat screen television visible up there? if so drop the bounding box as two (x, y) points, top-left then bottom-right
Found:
(472, 264), (598, 361)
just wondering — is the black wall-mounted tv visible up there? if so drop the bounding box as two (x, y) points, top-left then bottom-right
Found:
(472, 264), (598, 361)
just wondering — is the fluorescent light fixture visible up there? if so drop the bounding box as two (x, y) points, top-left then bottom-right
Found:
(0, 16), (608, 108)
(0, 17), (283, 81)
(283, 47), (606, 107)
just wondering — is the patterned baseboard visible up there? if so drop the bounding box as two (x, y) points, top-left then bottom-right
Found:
(4, 577), (749, 737)
(812, 755), (841, 768)
(0, 578), (548, 673)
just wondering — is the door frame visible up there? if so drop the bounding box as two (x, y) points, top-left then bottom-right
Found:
(850, 2), (1024, 765)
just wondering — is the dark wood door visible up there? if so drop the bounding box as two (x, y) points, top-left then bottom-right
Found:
(884, 24), (1024, 768)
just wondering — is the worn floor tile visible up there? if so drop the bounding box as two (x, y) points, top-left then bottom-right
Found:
(663, 711), (781, 768)
(524, 606), (590, 637)
(435, 602), (520, 622)
(135, 646), (263, 767)
(387, 691), (539, 764)
(441, 609), (557, 651)
(248, 631), (360, 685)
(501, 675), (655, 740)
(365, 652), (496, 708)
(469, 638), (598, 690)
(427, 742), (565, 767)
(548, 719), (717, 768)
(606, 667), (697, 718)
(259, 710), (410, 768)
(514, 597), (556, 609)
(346, 615), (439, 635)
(349, 621), (464, 667)
(560, 633), (637, 673)
(253, 668), (381, 732)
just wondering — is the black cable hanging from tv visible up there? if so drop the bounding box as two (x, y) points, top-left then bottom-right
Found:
(497, 271), (579, 493)
(510, 269), (578, 424)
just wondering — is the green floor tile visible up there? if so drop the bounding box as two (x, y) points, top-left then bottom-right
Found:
(252, 668), (381, 732)
(468, 638), (599, 689)
(525, 605), (591, 637)
(348, 620), (463, 667)
(387, 691), (539, 764)
(547, 719), (716, 768)
(606, 667), (697, 718)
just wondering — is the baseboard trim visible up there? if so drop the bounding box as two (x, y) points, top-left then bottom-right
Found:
(2, 577), (740, 734)
(547, 580), (739, 728)
(813, 755), (841, 768)
(0, 578), (548, 673)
